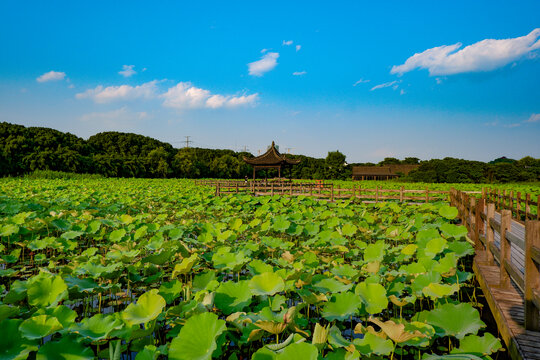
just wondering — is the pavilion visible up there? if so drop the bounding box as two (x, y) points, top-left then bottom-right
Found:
(243, 141), (301, 180)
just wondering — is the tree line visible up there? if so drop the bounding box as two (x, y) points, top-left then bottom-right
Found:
(1, 122), (538, 183)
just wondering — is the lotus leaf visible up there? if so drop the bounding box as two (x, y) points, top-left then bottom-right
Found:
(249, 272), (285, 296)
(279, 342), (318, 360)
(451, 333), (502, 355)
(438, 205), (458, 220)
(36, 335), (94, 360)
(27, 271), (68, 307)
(122, 289), (166, 325)
(322, 292), (362, 321)
(19, 314), (62, 340)
(74, 313), (124, 341)
(422, 283), (459, 300)
(424, 237), (447, 258)
(440, 224), (468, 239)
(364, 241), (386, 262)
(353, 332), (393, 356)
(0, 319), (38, 360)
(355, 282), (388, 314)
(425, 303), (485, 339)
(159, 279), (183, 304)
(314, 278), (353, 293)
(169, 312), (227, 360)
(215, 280), (252, 314)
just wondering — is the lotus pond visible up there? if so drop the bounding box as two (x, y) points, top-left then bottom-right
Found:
(0, 178), (503, 359)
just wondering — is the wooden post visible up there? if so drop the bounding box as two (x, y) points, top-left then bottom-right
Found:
(526, 193), (530, 220)
(476, 198), (484, 245)
(425, 187), (429, 203)
(524, 220), (540, 331)
(352, 184), (355, 200)
(236, 183), (239, 193)
(486, 203), (495, 265)
(331, 184), (334, 202)
(502, 190), (507, 210)
(310, 184), (313, 197)
(271, 183), (274, 196)
(510, 191), (514, 218)
(470, 197), (481, 250)
(375, 186), (379, 203)
(499, 210), (512, 288)
(400, 186), (404, 202)
(537, 195), (540, 221)
(517, 192), (521, 221)
(289, 182), (293, 196)
(497, 189), (501, 209)
(216, 182), (220, 196)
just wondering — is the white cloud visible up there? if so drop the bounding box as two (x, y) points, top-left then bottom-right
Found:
(296, 45), (301, 52)
(119, 65), (136, 77)
(76, 80), (159, 103)
(162, 82), (258, 110)
(353, 78), (370, 86)
(36, 71), (66, 82)
(526, 113), (540, 123)
(292, 71), (307, 76)
(504, 123), (521, 128)
(400, 89), (406, 95)
(282, 40), (293, 46)
(261, 48), (268, 53)
(370, 80), (399, 91)
(248, 52), (279, 76)
(391, 28), (540, 76)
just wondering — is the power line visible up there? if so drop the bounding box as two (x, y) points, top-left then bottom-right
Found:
(184, 136), (192, 148)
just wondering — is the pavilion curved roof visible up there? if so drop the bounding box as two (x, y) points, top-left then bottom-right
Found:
(243, 141), (301, 166)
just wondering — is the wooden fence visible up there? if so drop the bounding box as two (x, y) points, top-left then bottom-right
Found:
(450, 188), (540, 334)
(483, 188), (540, 223)
(195, 180), (450, 203)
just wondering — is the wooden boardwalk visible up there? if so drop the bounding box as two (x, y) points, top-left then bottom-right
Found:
(451, 189), (540, 360)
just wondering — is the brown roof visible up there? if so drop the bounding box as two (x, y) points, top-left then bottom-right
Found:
(243, 141), (301, 166)
(352, 164), (419, 176)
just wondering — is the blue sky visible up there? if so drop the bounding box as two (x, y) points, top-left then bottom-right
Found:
(0, 1), (539, 162)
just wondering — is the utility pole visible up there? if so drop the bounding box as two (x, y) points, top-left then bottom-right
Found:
(184, 136), (192, 148)
(242, 145), (249, 152)
(286, 147), (293, 154)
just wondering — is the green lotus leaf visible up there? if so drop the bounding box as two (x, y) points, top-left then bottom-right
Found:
(0, 304), (19, 322)
(279, 342), (318, 360)
(159, 279), (183, 304)
(451, 333), (502, 356)
(192, 271), (219, 292)
(169, 312), (227, 360)
(416, 228), (440, 246)
(341, 223), (357, 237)
(322, 292), (362, 321)
(424, 237), (447, 258)
(324, 348), (361, 359)
(327, 325), (351, 348)
(65, 276), (99, 293)
(86, 220), (101, 234)
(447, 241), (474, 257)
(122, 289), (166, 325)
(27, 271), (68, 307)
(330, 264), (358, 279)
(212, 251), (248, 272)
(0, 319), (38, 360)
(422, 283), (460, 300)
(355, 282), (388, 314)
(313, 278), (353, 293)
(51, 219), (71, 231)
(249, 272), (285, 296)
(401, 244), (418, 256)
(364, 241), (386, 262)
(135, 345), (162, 360)
(248, 259), (274, 275)
(215, 280), (252, 315)
(353, 332), (393, 356)
(439, 205), (458, 220)
(411, 272), (442, 295)
(35, 305), (77, 328)
(134, 225), (148, 240)
(272, 216), (291, 232)
(0, 224), (19, 237)
(422, 354), (484, 360)
(61, 231), (84, 240)
(36, 334), (94, 360)
(19, 315), (62, 340)
(425, 303), (485, 339)
(74, 313), (123, 341)
(109, 229), (126, 242)
(440, 224), (468, 239)
(172, 254), (198, 277)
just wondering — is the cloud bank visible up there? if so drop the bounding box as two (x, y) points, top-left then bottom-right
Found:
(119, 65), (136, 77)
(391, 28), (540, 76)
(76, 81), (159, 103)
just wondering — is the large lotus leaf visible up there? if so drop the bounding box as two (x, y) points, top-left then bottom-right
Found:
(159, 279), (183, 304)
(433, 253), (458, 276)
(322, 292), (362, 321)
(65, 276), (99, 293)
(252, 347), (278, 360)
(324, 348), (361, 360)
(440, 224), (468, 239)
(212, 251), (248, 272)
(109, 229), (126, 242)
(74, 314), (124, 341)
(19, 314), (62, 339)
(355, 282), (388, 314)
(416, 228), (441, 248)
(327, 325), (351, 349)
(451, 333), (502, 356)
(423, 237), (447, 258)
(272, 216), (291, 232)
(36, 335), (94, 360)
(172, 254), (198, 277)
(364, 241), (386, 262)
(248, 259), (274, 275)
(411, 272), (442, 295)
(249, 272), (285, 296)
(192, 271), (219, 292)
(313, 278), (353, 293)
(122, 289), (166, 325)
(341, 223), (357, 237)
(422, 283), (459, 300)
(353, 332), (393, 356)
(215, 280), (252, 315)
(0, 319), (38, 360)
(330, 264), (359, 279)
(0, 304), (19, 322)
(425, 303), (485, 339)
(35, 305), (77, 328)
(422, 354), (484, 360)
(438, 205), (458, 220)
(279, 342), (318, 360)
(27, 272), (68, 307)
(0, 224), (19, 236)
(61, 231), (84, 240)
(447, 241), (474, 258)
(169, 312), (227, 360)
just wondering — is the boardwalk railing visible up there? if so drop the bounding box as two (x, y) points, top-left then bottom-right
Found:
(196, 180), (450, 203)
(483, 188), (540, 223)
(450, 188), (540, 359)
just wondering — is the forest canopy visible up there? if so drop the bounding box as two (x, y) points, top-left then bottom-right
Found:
(0, 122), (538, 183)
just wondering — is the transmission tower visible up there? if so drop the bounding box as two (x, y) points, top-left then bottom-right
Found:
(184, 136), (192, 148)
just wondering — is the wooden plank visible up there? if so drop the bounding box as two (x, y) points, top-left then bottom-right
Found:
(525, 221), (540, 331)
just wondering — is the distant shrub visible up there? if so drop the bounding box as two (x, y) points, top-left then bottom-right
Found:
(24, 170), (103, 180)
